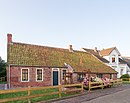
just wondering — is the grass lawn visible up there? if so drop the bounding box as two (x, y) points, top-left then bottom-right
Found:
(122, 81), (130, 84)
(0, 87), (81, 103)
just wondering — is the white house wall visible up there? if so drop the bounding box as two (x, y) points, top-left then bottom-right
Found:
(102, 48), (130, 78)
(109, 49), (119, 64)
(107, 63), (127, 78)
(103, 56), (109, 61)
(118, 64), (127, 78)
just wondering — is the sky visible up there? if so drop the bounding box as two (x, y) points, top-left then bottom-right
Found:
(0, 0), (130, 61)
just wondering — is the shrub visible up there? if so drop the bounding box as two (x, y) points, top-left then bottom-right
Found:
(120, 74), (130, 78)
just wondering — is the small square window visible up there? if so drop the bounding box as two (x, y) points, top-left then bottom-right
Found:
(112, 57), (115, 62)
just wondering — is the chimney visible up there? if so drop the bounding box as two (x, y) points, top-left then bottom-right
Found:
(69, 45), (73, 52)
(7, 34), (12, 44)
(94, 47), (97, 52)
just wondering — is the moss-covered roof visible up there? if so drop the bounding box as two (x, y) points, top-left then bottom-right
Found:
(7, 42), (117, 74)
(82, 48), (109, 63)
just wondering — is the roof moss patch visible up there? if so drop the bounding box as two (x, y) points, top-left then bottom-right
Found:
(7, 42), (117, 74)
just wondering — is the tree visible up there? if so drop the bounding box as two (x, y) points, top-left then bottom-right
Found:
(0, 57), (6, 77)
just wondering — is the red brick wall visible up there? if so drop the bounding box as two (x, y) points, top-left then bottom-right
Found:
(113, 74), (117, 80)
(103, 74), (110, 78)
(103, 74), (117, 79)
(9, 66), (52, 88)
(72, 73), (78, 83)
(8, 66), (117, 88)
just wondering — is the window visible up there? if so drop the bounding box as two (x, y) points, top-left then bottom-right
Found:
(97, 74), (103, 78)
(62, 70), (66, 80)
(110, 74), (113, 79)
(120, 69), (123, 76)
(112, 57), (115, 62)
(21, 69), (29, 82)
(36, 68), (43, 81)
(78, 73), (85, 81)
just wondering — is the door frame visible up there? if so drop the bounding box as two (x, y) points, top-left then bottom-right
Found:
(52, 68), (60, 85)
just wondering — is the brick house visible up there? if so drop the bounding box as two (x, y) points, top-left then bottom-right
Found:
(6, 34), (117, 88)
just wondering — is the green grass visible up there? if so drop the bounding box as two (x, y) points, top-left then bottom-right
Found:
(122, 81), (130, 84)
(0, 87), (82, 103)
(0, 91), (28, 103)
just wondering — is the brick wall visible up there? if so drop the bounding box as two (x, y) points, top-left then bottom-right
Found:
(8, 66), (117, 88)
(9, 66), (52, 88)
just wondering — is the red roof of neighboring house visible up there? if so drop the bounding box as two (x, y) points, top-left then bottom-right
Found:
(100, 47), (116, 56)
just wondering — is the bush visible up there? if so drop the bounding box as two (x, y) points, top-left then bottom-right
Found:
(120, 74), (130, 78)
(0, 57), (6, 77)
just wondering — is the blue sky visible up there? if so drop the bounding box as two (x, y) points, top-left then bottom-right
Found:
(0, 0), (130, 61)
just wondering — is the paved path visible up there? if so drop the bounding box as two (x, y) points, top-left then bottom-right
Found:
(48, 84), (130, 103)
(0, 84), (7, 90)
(82, 88), (130, 103)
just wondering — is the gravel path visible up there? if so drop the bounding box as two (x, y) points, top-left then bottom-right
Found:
(43, 84), (130, 103)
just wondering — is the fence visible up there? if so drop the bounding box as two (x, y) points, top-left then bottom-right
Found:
(121, 78), (130, 82)
(0, 76), (6, 82)
(88, 79), (122, 91)
(0, 82), (83, 103)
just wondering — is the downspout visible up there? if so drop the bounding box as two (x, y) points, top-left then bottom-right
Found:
(7, 34), (12, 89)
(8, 64), (10, 89)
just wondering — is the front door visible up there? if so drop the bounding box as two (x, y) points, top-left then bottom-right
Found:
(53, 71), (59, 86)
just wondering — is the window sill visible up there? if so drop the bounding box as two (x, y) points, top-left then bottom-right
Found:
(21, 81), (29, 82)
(36, 80), (43, 82)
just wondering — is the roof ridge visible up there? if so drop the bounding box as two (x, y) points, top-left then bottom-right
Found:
(101, 47), (116, 51)
(12, 42), (68, 51)
(12, 42), (91, 54)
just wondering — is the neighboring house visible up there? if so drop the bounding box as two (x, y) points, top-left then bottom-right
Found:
(7, 34), (117, 88)
(82, 47), (130, 78)
(122, 57), (130, 75)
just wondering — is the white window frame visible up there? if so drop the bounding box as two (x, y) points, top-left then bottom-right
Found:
(21, 68), (29, 82)
(36, 68), (43, 82)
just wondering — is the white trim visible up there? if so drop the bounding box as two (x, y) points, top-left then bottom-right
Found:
(52, 68), (60, 85)
(21, 68), (29, 82)
(36, 68), (43, 82)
